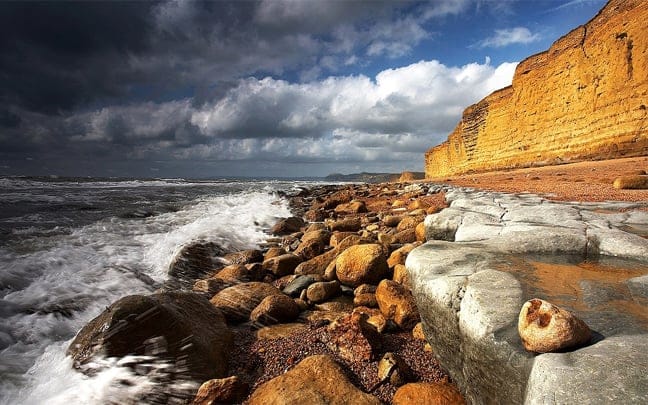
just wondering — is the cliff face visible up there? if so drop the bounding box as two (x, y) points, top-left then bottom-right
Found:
(425, 0), (648, 178)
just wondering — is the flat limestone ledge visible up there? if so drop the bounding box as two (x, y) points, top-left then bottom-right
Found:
(406, 187), (648, 405)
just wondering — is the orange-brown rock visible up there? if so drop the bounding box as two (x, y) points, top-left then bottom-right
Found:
(388, 241), (421, 262)
(330, 231), (357, 247)
(392, 264), (412, 290)
(294, 229), (330, 260)
(425, 0), (648, 178)
(294, 248), (339, 276)
(223, 249), (263, 265)
(250, 293), (300, 325)
(323, 311), (382, 363)
(518, 298), (592, 353)
(247, 355), (381, 405)
(396, 216), (424, 232)
(213, 264), (250, 282)
(412, 322), (426, 340)
(376, 279), (420, 330)
(262, 253), (302, 277)
(393, 382), (466, 405)
(334, 200), (367, 214)
(328, 217), (361, 232)
(192, 376), (248, 405)
(263, 246), (286, 260)
(335, 244), (388, 287)
(210, 282), (281, 323)
(271, 217), (305, 235)
(613, 175), (648, 189)
(415, 221), (427, 242)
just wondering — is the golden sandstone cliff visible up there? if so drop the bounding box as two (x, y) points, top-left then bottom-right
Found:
(425, 0), (648, 178)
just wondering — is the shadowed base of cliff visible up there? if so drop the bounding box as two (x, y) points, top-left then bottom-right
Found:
(406, 186), (648, 404)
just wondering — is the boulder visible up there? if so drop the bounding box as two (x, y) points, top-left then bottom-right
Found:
(168, 241), (223, 282)
(396, 216), (425, 232)
(304, 208), (326, 222)
(271, 217), (305, 235)
(256, 323), (309, 340)
(294, 230), (330, 260)
(305, 222), (327, 232)
(393, 382), (465, 405)
(387, 244), (418, 268)
(247, 355), (381, 405)
(336, 235), (375, 251)
(250, 294), (300, 325)
(415, 221), (427, 242)
(263, 247), (286, 260)
(306, 280), (341, 303)
(328, 217), (361, 232)
(377, 352), (412, 386)
(223, 249), (263, 265)
(283, 275), (316, 297)
(353, 306), (388, 333)
(376, 280), (420, 330)
(210, 282), (281, 323)
(383, 215), (403, 227)
(193, 278), (230, 296)
(394, 228), (417, 244)
(336, 244), (388, 287)
(294, 249), (338, 276)
(393, 264), (412, 290)
(334, 200), (367, 214)
(323, 312), (382, 363)
(518, 298), (591, 353)
(67, 292), (232, 383)
(213, 264), (251, 282)
(354, 284), (377, 295)
(262, 253), (302, 277)
(408, 199), (429, 210)
(353, 292), (377, 308)
(612, 175), (648, 189)
(192, 376), (248, 405)
(330, 232), (357, 247)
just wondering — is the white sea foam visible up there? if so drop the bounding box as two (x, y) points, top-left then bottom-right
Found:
(0, 185), (292, 404)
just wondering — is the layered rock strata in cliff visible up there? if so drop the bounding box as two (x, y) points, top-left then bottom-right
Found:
(426, 0), (648, 178)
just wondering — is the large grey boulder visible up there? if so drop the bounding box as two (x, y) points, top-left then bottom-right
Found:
(407, 187), (648, 404)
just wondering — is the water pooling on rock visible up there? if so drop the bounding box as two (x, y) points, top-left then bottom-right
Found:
(497, 255), (648, 337)
(407, 186), (648, 404)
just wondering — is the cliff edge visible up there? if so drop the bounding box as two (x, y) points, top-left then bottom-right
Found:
(425, 0), (648, 178)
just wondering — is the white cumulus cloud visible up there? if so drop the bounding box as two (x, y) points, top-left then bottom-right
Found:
(474, 27), (541, 48)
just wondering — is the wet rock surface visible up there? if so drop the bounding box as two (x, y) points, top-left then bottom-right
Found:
(67, 181), (459, 404)
(408, 186), (648, 404)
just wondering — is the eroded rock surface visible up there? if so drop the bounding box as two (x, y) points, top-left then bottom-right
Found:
(407, 186), (648, 404)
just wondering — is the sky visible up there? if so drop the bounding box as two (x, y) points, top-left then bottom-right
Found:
(0, 0), (608, 179)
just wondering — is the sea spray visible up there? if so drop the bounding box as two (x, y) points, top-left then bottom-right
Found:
(0, 178), (302, 404)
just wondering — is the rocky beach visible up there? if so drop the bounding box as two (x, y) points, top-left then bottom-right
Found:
(61, 156), (648, 404)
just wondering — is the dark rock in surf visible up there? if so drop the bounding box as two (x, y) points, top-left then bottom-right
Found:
(67, 292), (232, 383)
(168, 241), (224, 283)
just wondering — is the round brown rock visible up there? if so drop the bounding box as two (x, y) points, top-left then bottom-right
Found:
(335, 244), (388, 288)
(247, 355), (381, 405)
(192, 376), (248, 405)
(393, 382), (466, 405)
(376, 279), (420, 330)
(250, 294), (300, 325)
(306, 280), (341, 303)
(518, 298), (592, 353)
(210, 282), (281, 323)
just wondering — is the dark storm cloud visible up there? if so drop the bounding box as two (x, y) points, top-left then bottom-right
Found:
(0, 0), (521, 177)
(0, 1), (154, 113)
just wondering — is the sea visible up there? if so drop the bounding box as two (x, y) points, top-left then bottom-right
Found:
(0, 176), (324, 404)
